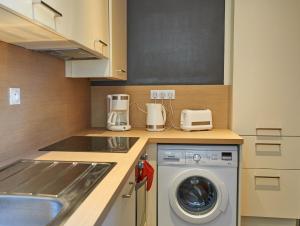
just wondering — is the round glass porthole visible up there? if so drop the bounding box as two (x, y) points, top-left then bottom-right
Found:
(176, 176), (218, 215)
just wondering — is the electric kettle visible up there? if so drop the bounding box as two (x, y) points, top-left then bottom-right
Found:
(146, 103), (166, 131)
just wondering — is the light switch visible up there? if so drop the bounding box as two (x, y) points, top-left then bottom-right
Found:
(9, 88), (21, 105)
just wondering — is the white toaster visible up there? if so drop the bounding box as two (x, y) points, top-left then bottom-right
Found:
(180, 109), (213, 131)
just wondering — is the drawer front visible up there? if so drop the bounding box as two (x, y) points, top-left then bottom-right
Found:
(242, 136), (300, 169)
(241, 169), (300, 219)
(241, 217), (297, 226)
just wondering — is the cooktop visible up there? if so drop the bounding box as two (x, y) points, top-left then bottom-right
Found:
(39, 136), (139, 153)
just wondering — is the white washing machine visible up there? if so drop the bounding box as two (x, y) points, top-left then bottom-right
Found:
(158, 144), (238, 226)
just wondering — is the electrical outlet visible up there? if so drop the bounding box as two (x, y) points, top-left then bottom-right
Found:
(150, 90), (159, 99)
(150, 90), (176, 99)
(166, 90), (176, 99)
(9, 88), (21, 105)
(159, 90), (167, 99)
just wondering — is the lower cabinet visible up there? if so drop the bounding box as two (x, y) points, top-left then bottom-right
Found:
(145, 144), (157, 226)
(101, 169), (136, 226)
(241, 135), (300, 225)
(241, 136), (300, 169)
(241, 217), (298, 226)
(242, 168), (300, 219)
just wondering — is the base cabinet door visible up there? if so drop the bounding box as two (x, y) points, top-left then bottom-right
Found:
(241, 217), (297, 226)
(101, 169), (136, 226)
(242, 169), (300, 219)
(145, 144), (157, 226)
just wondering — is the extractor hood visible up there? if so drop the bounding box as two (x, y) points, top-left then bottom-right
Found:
(36, 48), (100, 61)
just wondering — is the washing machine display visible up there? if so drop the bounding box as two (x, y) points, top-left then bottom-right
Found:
(158, 145), (238, 226)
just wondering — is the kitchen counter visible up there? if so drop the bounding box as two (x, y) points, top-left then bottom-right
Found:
(34, 128), (243, 226)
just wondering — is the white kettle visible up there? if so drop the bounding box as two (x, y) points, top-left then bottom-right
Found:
(146, 103), (167, 131)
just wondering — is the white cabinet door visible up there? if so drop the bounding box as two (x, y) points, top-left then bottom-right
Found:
(101, 169), (136, 226)
(32, 0), (108, 55)
(0, 0), (33, 19)
(145, 144), (157, 226)
(32, 0), (65, 30)
(109, 0), (127, 80)
(65, 0), (126, 79)
(69, 0), (109, 55)
(242, 217), (297, 226)
(92, 0), (109, 57)
(232, 0), (300, 136)
(37, 0), (73, 36)
(242, 169), (300, 219)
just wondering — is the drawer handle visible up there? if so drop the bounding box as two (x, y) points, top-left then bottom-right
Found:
(255, 176), (280, 179)
(255, 143), (281, 146)
(122, 182), (135, 199)
(256, 128), (282, 136)
(255, 142), (282, 153)
(255, 176), (280, 189)
(33, 0), (63, 17)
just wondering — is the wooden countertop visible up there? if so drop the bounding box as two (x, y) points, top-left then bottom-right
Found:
(34, 128), (243, 226)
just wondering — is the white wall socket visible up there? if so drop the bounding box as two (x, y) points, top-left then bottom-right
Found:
(150, 90), (175, 99)
(9, 88), (21, 105)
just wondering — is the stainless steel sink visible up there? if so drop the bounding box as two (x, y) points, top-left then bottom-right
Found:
(0, 195), (63, 226)
(0, 160), (115, 226)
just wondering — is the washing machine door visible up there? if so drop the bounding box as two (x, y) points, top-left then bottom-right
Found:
(169, 169), (228, 224)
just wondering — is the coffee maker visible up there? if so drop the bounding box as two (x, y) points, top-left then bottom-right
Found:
(107, 94), (131, 131)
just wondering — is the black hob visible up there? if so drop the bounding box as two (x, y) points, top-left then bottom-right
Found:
(39, 136), (139, 153)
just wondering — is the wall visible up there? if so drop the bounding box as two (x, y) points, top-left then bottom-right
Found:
(92, 0), (227, 86)
(91, 85), (230, 129)
(0, 42), (90, 163)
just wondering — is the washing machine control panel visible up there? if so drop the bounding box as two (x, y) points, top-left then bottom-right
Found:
(158, 145), (238, 167)
(185, 151), (237, 166)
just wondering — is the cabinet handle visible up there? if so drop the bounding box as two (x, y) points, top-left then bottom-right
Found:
(95, 40), (108, 47)
(140, 153), (148, 161)
(256, 127), (282, 136)
(122, 182), (135, 198)
(254, 175), (280, 188)
(32, 0), (63, 17)
(255, 142), (282, 149)
(116, 69), (126, 73)
(255, 175), (280, 179)
(94, 40), (108, 55)
(255, 142), (281, 146)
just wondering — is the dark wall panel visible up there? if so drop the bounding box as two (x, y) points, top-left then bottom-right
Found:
(92, 0), (225, 86)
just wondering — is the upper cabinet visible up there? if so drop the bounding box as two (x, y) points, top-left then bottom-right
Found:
(232, 0), (300, 137)
(0, 0), (109, 60)
(110, 0), (127, 79)
(0, 0), (33, 19)
(70, 0), (109, 57)
(65, 0), (127, 80)
(0, 0), (127, 80)
(91, 0), (110, 57)
(32, 0), (69, 31)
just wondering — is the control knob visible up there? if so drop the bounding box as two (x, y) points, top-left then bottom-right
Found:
(193, 154), (201, 162)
